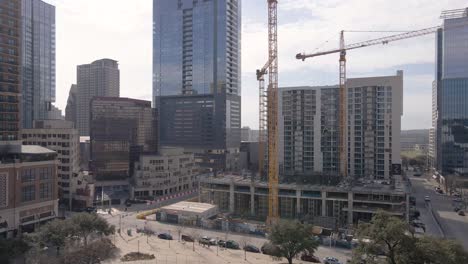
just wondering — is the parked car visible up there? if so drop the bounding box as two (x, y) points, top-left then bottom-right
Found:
(414, 172), (422, 177)
(453, 192), (462, 198)
(261, 242), (280, 256)
(301, 254), (321, 263)
(181, 234), (194, 242)
(323, 257), (341, 264)
(158, 233), (173, 240)
(218, 240), (226, 247)
(200, 236), (217, 245)
(454, 207), (461, 212)
(424, 196), (431, 202)
(243, 244), (260, 253)
(458, 210), (465, 216)
(225, 240), (240, 249)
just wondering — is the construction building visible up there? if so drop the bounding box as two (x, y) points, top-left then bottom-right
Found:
(132, 147), (199, 199)
(199, 174), (410, 228)
(279, 71), (403, 182)
(0, 142), (59, 237)
(156, 201), (218, 225)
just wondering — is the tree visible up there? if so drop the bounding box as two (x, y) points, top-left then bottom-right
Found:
(69, 213), (115, 246)
(353, 211), (408, 264)
(352, 211), (468, 264)
(0, 237), (30, 264)
(33, 219), (72, 256)
(268, 220), (319, 264)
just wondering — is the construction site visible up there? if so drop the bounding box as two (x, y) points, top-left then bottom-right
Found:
(199, 3), (466, 229)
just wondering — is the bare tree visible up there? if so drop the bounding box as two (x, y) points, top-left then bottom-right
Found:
(190, 229), (199, 252)
(175, 224), (186, 242)
(239, 236), (251, 261)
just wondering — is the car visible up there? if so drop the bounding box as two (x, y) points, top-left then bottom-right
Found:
(453, 192), (462, 198)
(458, 210), (465, 216)
(218, 239), (226, 247)
(243, 244), (260, 253)
(181, 234), (194, 242)
(200, 236), (217, 245)
(453, 198), (463, 202)
(414, 172), (422, 177)
(225, 240), (240, 249)
(301, 254), (321, 263)
(157, 233), (173, 240)
(454, 207), (461, 212)
(424, 196), (431, 202)
(323, 257), (341, 264)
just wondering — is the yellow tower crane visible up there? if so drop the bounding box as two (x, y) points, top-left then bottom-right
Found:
(296, 25), (443, 177)
(257, 0), (279, 224)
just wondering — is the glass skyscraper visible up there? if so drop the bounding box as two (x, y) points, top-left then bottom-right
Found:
(21, 0), (56, 128)
(433, 9), (468, 177)
(153, 0), (241, 171)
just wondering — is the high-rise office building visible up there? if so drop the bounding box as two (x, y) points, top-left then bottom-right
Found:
(279, 71), (403, 182)
(65, 84), (77, 125)
(76, 59), (119, 136)
(90, 97), (157, 182)
(432, 9), (468, 177)
(0, 0), (21, 141)
(153, 0), (241, 172)
(21, 0), (56, 128)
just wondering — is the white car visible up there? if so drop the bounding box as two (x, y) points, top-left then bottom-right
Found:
(424, 196), (431, 202)
(324, 257), (341, 264)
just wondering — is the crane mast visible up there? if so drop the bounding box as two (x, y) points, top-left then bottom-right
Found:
(267, 0), (279, 223)
(338, 31), (347, 177)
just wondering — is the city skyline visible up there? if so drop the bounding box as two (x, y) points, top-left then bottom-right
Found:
(46, 0), (466, 131)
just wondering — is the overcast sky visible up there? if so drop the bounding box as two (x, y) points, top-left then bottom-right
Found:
(46, 0), (467, 130)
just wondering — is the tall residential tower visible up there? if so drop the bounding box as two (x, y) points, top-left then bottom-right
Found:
(153, 0), (241, 172)
(21, 0), (56, 128)
(76, 59), (119, 136)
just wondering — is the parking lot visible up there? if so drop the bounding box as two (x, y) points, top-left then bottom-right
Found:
(102, 213), (352, 264)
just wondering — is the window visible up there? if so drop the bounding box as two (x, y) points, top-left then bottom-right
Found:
(21, 169), (35, 182)
(39, 167), (51, 180)
(40, 183), (51, 199)
(22, 185), (35, 202)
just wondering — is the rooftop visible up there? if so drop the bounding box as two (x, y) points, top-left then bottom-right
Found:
(200, 174), (410, 195)
(161, 201), (217, 214)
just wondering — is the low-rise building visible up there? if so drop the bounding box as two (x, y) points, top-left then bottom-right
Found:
(0, 142), (59, 237)
(199, 174), (410, 229)
(132, 147), (199, 199)
(157, 201), (218, 225)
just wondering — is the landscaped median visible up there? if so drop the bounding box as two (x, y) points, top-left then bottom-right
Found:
(136, 208), (159, 220)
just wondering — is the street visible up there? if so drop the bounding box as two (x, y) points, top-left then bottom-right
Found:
(409, 172), (468, 250)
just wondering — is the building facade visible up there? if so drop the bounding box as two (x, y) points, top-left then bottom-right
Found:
(0, 143), (59, 237)
(279, 71), (403, 182)
(90, 97), (157, 182)
(433, 9), (468, 178)
(0, 0), (21, 141)
(76, 59), (119, 136)
(153, 0), (241, 172)
(65, 84), (77, 126)
(21, 120), (81, 209)
(21, 0), (56, 128)
(199, 174), (410, 228)
(132, 147), (199, 199)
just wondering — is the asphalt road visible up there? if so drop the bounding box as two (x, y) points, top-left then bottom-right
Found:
(409, 172), (468, 250)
